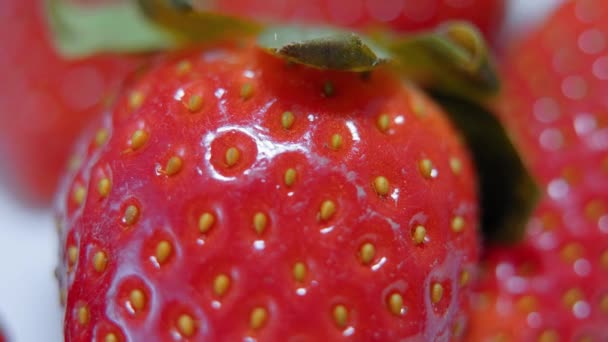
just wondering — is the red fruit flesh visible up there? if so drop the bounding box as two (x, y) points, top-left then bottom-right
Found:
(214, 0), (505, 42)
(0, 0), (144, 206)
(56, 42), (479, 340)
(469, 0), (608, 340)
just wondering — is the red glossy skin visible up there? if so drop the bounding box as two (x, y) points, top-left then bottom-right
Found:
(468, 0), (608, 340)
(0, 0), (144, 206)
(55, 42), (479, 340)
(213, 0), (505, 42)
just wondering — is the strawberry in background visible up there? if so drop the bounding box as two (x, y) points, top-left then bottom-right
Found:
(0, 0), (145, 206)
(468, 0), (608, 339)
(207, 0), (506, 42)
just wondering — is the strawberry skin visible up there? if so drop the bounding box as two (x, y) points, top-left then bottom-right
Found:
(214, 0), (505, 42)
(0, 0), (143, 206)
(55, 41), (479, 340)
(469, 0), (608, 340)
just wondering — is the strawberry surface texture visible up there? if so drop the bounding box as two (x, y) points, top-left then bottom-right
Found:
(55, 41), (480, 341)
(0, 0), (143, 206)
(468, 0), (608, 340)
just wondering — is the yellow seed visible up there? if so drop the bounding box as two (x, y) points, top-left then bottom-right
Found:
(129, 130), (149, 150)
(176, 60), (192, 75)
(373, 176), (390, 196)
(165, 156), (183, 176)
(281, 111), (295, 129)
(388, 293), (404, 316)
(68, 246), (78, 265)
(78, 305), (90, 325)
(104, 333), (118, 342)
(253, 212), (268, 235)
(129, 289), (145, 312)
(419, 158), (434, 179)
(377, 113), (390, 133)
(198, 212), (215, 233)
(293, 262), (307, 282)
(431, 283), (444, 304)
(323, 81), (334, 97)
(177, 314), (195, 337)
(225, 147), (240, 167)
(452, 319), (465, 338)
(284, 168), (297, 187)
(450, 157), (462, 175)
(98, 178), (111, 197)
(561, 243), (583, 263)
(129, 91), (145, 110)
(584, 199), (605, 221)
(250, 307), (268, 330)
(155, 240), (172, 264)
(213, 274), (231, 297)
(562, 288), (584, 308)
(319, 200), (337, 222)
(330, 134), (343, 150)
(186, 94), (203, 112)
(601, 250), (608, 270)
(451, 216), (465, 233)
(123, 205), (140, 226)
(516, 295), (537, 313)
(240, 83), (254, 100)
(95, 128), (109, 147)
(359, 243), (376, 265)
(459, 270), (470, 287)
(411, 95), (425, 117)
(332, 304), (348, 328)
(600, 294), (608, 313)
(93, 251), (108, 272)
(538, 329), (559, 342)
(412, 225), (426, 245)
(73, 185), (86, 205)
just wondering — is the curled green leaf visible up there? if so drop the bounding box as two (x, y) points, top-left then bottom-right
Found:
(46, 0), (176, 58)
(136, 0), (262, 42)
(382, 21), (500, 102)
(258, 26), (389, 72)
(432, 94), (540, 244)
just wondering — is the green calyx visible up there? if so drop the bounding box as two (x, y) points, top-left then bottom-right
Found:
(46, 0), (538, 244)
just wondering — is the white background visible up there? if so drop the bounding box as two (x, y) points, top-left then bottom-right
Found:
(0, 1), (562, 341)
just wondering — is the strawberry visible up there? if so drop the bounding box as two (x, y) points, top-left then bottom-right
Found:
(210, 0), (506, 42)
(0, 0), (144, 206)
(54, 40), (481, 340)
(468, 0), (608, 340)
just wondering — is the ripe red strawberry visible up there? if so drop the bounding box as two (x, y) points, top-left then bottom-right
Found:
(55, 41), (480, 340)
(0, 0), (144, 206)
(468, 0), (608, 340)
(210, 0), (505, 42)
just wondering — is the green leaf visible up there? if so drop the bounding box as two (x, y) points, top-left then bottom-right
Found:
(46, 0), (176, 58)
(257, 26), (389, 72)
(382, 22), (500, 102)
(136, 0), (262, 42)
(432, 94), (540, 245)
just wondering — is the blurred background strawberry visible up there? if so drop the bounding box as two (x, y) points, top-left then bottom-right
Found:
(208, 0), (506, 42)
(0, 0), (145, 206)
(468, 0), (608, 339)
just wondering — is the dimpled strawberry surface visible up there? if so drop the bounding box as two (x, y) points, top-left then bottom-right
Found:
(55, 41), (479, 341)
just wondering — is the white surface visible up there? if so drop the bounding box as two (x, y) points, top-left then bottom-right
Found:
(0, 1), (560, 341)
